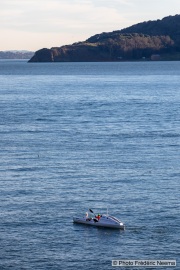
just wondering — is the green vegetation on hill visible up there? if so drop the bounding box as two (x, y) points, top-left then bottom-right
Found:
(29, 15), (180, 62)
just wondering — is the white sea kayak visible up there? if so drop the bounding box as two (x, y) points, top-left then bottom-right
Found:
(73, 210), (125, 229)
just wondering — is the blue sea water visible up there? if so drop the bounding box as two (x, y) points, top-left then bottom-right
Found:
(0, 60), (179, 270)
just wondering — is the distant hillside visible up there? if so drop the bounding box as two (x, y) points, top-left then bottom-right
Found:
(120, 14), (180, 43)
(0, 51), (34, 59)
(29, 15), (180, 62)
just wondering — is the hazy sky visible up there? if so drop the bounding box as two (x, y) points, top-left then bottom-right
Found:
(0, 0), (179, 51)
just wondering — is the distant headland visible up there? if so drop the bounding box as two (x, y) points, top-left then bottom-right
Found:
(0, 51), (34, 60)
(29, 15), (180, 62)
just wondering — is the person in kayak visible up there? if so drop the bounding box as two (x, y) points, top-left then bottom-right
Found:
(95, 214), (101, 220)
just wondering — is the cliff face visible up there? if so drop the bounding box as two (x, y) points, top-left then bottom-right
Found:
(29, 15), (180, 62)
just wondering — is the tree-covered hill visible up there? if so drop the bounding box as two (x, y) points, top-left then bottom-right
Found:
(29, 15), (180, 62)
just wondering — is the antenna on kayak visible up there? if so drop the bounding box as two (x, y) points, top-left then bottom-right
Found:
(107, 207), (109, 216)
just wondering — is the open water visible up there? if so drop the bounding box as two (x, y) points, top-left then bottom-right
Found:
(0, 60), (179, 270)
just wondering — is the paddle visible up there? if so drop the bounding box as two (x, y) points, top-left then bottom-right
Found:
(89, 209), (98, 222)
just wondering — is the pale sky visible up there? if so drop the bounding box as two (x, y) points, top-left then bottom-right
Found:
(0, 0), (179, 51)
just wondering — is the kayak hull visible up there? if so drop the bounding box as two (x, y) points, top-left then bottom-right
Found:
(73, 215), (125, 230)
